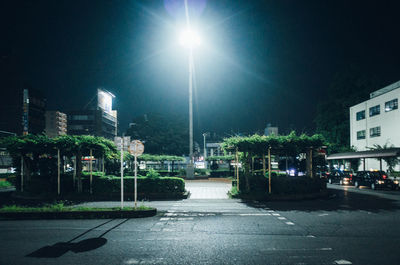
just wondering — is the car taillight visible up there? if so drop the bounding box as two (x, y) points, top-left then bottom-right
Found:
(383, 175), (387, 179)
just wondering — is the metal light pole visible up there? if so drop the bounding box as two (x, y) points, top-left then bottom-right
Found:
(186, 48), (195, 179)
(203, 132), (209, 169)
(180, 1), (201, 179)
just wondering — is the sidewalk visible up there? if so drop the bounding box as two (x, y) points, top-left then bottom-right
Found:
(185, 180), (232, 199)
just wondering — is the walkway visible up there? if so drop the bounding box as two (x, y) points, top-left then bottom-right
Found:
(185, 179), (232, 199)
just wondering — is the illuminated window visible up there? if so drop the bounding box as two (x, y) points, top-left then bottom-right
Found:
(385, 99), (398, 112)
(369, 105), (380, 117)
(370, 126), (381, 138)
(356, 130), (366, 140)
(356, 110), (365, 121)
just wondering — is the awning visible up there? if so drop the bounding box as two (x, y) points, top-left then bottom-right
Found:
(326, 148), (400, 160)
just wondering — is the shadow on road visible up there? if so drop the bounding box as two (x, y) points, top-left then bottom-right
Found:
(26, 218), (129, 258)
(243, 188), (400, 213)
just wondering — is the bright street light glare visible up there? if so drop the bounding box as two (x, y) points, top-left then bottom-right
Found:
(179, 28), (201, 48)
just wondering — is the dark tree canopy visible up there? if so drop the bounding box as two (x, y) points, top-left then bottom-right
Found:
(314, 65), (382, 153)
(125, 113), (189, 156)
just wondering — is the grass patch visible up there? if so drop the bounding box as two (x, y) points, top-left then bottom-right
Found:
(0, 180), (12, 189)
(228, 186), (239, 198)
(0, 203), (153, 213)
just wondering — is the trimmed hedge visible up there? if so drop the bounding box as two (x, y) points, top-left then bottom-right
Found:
(92, 176), (185, 195)
(23, 173), (185, 196)
(239, 174), (326, 195)
(210, 171), (232, 178)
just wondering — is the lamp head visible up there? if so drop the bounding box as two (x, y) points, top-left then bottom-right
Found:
(179, 28), (201, 48)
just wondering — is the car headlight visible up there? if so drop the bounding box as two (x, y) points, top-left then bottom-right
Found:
(394, 180), (399, 184)
(377, 180), (384, 184)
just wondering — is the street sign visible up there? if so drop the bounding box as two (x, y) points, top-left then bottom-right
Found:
(129, 140), (144, 156)
(114, 136), (131, 209)
(114, 136), (131, 151)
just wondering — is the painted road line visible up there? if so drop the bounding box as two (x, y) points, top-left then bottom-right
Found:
(239, 213), (272, 216)
(278, 217), (286, 220)
(260, 247), (332, 251)
(285, 221), (295, 225)
(334, 260), (352, 264)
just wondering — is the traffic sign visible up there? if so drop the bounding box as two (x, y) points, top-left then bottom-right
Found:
(129, 140), (144, 156)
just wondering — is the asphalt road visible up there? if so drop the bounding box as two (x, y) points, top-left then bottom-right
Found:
(1, 184), (400, 265)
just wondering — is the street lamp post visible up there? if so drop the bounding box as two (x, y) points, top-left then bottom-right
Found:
(187, 48), (195, 179)
(203, 132), (209, 169)
(179, 28), (201, 179)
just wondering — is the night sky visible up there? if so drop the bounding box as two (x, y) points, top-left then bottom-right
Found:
(2, 0), (400, 139)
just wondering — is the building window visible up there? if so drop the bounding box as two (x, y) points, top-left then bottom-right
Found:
(369, 105), (380, 117)
(356, 110), (365, 121)
(385, 99), (398, 112)
(69, 125), (85, 130)
(357, 130), (366, 140)
(370, 126), (381, 138)
(71, 115), (94, 121)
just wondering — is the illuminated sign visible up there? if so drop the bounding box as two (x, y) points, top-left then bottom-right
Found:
(97, 89), (114, 114)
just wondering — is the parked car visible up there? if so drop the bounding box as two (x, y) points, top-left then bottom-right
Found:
(354, 171), (395, 190)
(327, 170), (354, 185)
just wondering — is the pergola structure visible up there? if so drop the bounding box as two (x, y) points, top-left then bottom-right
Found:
(326, 148), (400, 171)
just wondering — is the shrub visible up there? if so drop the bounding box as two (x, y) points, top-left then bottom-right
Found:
(82, 171), (105, 178)
(242, 174), (326, 195)
(210, 170), (231, 178)
(146, 168), (161, 179)
(210, 162), (219, 170)
(92, 176), (185, 195)
(195, 168), (208, 176)
(0, 180), (12, 189)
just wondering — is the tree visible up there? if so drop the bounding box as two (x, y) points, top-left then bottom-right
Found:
(221, 132), (327, 192)
(314, 65), (381, 153)
(125, 113), (189, 155)
(369, 144), (399, 173)
(1, 134), (118, 193)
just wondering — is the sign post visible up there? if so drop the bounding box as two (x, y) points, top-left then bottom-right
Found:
(115, 136), (131, 209)
(128, 140), (144, 209)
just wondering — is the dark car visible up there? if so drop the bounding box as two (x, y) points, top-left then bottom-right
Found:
(354, 171), (395, 190)
(327, 170), (354, 185)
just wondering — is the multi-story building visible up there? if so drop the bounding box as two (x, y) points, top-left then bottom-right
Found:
(67, 89), (117, 140)
(0, 85), (46, 135)
(45, 111), (67, 138)
(350, 80), (400, 171)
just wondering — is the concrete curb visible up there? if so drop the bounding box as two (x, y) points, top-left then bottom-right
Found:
(233, 189), (330, 201)
(0, 187), (16, 193)
(10, 192), (189, 202)
(0, 208), (157, 220)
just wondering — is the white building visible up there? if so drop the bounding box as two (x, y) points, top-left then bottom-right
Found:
(350, 80), (400, 171)
(264, 123), (278, 136)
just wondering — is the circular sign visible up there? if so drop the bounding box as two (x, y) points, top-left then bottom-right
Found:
(129, 140), (144, 156)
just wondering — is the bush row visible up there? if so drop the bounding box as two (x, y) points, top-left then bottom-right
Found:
(92, 176), (185, 195)
(24, 173), (185, 196)
(237, 174), (326, 195)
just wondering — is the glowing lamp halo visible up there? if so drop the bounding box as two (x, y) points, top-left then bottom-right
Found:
(179, 28), (202, 48)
